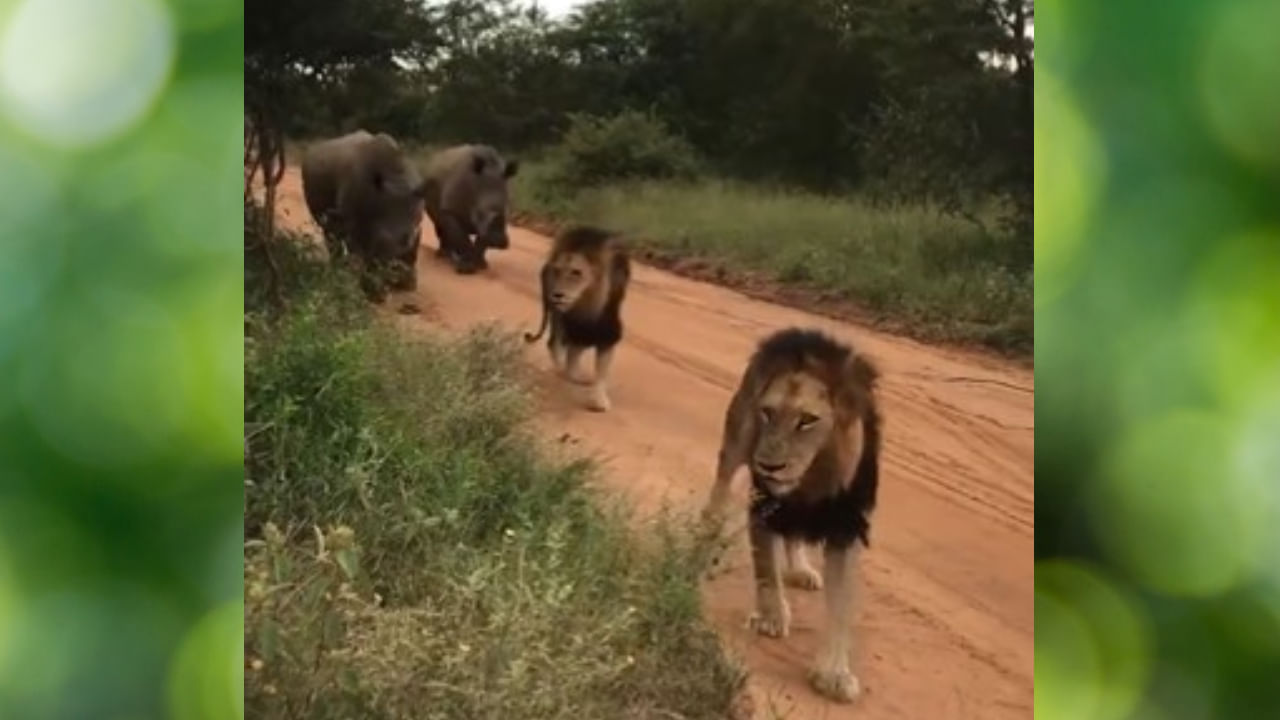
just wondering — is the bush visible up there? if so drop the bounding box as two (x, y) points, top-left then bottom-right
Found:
(243, 221), (742, 719)
(545, 111), (701, 189)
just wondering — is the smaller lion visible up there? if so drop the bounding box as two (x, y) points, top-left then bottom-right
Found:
(524, 225), (631, 412)
(702, 328), (881, 704)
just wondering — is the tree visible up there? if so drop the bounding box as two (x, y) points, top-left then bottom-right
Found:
(244, 0), (1033, 242)
(243, 0), (432, 302)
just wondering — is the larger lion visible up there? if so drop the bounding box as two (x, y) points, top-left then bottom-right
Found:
(524, 225), (631, 412)
(702, 328), (882, 704)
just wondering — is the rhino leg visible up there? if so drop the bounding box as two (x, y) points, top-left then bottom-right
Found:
(316, 211), (347, 262)
(454, 238), (486, 274)
(359, 272), (389, 303)
(430, 214), (466, 263)
(431, 218), (453, 259)
(401, 225), (422, 265)
(386, 264), (416, 292)
(388, 233), (420, 291)
(343, 252), (385, 303)
(435, 215), (482, 275)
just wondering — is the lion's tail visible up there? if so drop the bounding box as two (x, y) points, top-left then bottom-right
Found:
(524, 265), (551, 343)
(523, 303), (549, 343)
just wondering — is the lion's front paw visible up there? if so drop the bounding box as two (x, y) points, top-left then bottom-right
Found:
(809, 667), (861, 703)
(699, 501), (730, 532)
(783, 566), (824, 591)
(747, 599), (790, 638)
(586, 384), (612, 412)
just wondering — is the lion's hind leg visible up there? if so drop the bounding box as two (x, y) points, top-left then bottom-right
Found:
(585, 344), (615, 412)
(563, 345), (592, 385)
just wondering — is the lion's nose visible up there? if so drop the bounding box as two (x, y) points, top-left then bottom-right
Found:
(756, 461), (787, 474)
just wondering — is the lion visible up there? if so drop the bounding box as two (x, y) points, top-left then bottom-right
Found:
(702, 327), (882, 704)
(523, 225), (631, 412)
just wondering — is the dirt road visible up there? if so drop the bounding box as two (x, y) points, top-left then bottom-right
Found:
(273, 169), (1034, 719)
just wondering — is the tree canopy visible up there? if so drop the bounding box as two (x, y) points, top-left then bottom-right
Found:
(247, 0), (1032, 232)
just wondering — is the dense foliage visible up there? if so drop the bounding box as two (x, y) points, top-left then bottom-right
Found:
(247, 0), (1032, 233)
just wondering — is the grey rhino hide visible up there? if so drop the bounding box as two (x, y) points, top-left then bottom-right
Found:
(301, 130), (426, 266)
(421, 144), (518, 271)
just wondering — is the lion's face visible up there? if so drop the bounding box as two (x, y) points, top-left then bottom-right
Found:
(751, 371), (837, 496)
(546, 252), (598, 311)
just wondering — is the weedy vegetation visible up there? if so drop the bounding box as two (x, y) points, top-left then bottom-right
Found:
(512, 113), (1032, 356)
(243, 214), (743, 719)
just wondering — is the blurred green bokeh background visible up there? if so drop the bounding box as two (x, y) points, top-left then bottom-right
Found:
(1037, 0), (1280, 718)
(2, 0), (1277, 716)
(0, 0), (243, 718)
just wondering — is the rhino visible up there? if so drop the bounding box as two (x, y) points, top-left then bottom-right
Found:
(420, 144), (519, 274)
(300, 130), (426, 293)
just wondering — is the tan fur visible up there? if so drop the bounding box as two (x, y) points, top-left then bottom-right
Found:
(524, 226), (631, 412)
(708, 350), (876, 504)
(702, 329), (881, 704)
(544, 243), (615, 317)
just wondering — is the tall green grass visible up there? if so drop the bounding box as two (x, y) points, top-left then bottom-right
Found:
(244, 218), (742, 719)
(514, 160), (1032, 356)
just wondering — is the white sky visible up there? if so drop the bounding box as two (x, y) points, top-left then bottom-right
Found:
(532, 0), (587, 18)
(531, 1), (1032, 42)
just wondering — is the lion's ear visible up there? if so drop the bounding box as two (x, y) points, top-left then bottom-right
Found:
(833, 351), (877, 413)
(842, 351), (877, 388)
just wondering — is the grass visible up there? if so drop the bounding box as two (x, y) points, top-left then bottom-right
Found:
(512, 159), (1033, 356)
(243, 213), (743, 719)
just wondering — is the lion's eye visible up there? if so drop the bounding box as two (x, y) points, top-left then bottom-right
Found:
(570, 269), (583, 278)
(797, 413), (819, 429)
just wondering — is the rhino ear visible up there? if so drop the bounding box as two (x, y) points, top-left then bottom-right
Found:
(371, 170), (385, 192)
(504, 159), (519, 178)
(472, 155), (486, 174)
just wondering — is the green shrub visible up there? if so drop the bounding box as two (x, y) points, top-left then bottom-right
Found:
(512, 172), (1033, 355)
(243, 223), (742, 719)
(545, 111), (701, 189)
